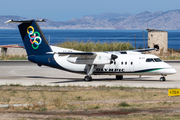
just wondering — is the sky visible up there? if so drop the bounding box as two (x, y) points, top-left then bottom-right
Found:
(0, 0), (180, 21)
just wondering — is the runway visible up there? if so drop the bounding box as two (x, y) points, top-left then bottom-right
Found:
(0, 61), (180, 88)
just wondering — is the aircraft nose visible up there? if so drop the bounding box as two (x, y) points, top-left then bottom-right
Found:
(163, 62), (176, 74)
(171, 67), (177, 74)
(167, 67), (177, 74)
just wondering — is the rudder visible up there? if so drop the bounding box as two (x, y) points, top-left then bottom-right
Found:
(18, 20), (52, 56)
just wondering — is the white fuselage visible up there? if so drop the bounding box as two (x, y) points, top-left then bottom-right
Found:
(51, 46), (176, 76)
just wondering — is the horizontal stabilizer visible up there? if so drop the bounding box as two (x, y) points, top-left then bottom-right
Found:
(5, 19), (46, 24)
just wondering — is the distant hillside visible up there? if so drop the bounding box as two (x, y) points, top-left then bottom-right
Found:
(0, 16), (26, 29)
(1, 9), (180, 29)
(84, 12), (133, 20)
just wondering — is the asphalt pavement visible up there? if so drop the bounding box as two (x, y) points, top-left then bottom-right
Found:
(0, 60), (179, 88)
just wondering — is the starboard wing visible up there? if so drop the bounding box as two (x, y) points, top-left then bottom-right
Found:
(47, 52), (117, 65)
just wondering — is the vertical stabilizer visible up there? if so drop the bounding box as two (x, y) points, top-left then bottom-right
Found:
(7, 20), (52, 56)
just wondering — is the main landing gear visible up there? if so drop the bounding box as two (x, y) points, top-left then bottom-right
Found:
(116, 75), (123, 80)
(84, 65), (95, 82)
(84, 76), (92, 81)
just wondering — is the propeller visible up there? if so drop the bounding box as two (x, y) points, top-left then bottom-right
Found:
(110, 54), (118, 64)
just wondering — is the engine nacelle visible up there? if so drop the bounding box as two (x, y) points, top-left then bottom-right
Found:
(67, 53), (112, 65)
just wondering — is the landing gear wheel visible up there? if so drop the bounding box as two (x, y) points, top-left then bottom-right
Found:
(84, 76), (92, 82)
(116, 75), (123, 80)
(160, 77), (166, 82)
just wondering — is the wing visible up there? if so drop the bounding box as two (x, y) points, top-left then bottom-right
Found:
(47, 48), (154, 65)
(129, 48), (156, 52)
(48, 52), (117, 65)
(57, 52), (96, 56)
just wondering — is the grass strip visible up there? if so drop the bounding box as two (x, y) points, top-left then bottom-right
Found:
(1, 41), (180, 60)
(0, 84), (180, 119)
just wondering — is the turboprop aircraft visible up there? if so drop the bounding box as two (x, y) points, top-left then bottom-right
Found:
(5, 19), (176, 82)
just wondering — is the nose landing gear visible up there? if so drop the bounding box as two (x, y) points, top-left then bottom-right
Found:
(160, 75), (166, 81)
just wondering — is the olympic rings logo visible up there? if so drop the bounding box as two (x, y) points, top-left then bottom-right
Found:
(27, 26), (42, 49)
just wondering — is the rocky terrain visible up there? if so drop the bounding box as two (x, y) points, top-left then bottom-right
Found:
(1, 9), (180, 29)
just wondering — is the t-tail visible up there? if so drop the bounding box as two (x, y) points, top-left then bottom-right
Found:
(6, 19), (52, 56)
(5, 19), (60, 68)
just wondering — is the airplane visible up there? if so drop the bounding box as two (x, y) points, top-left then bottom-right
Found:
(5, 19), (176, 82)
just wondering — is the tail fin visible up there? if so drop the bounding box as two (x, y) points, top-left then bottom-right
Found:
(6, 19), (52, 56)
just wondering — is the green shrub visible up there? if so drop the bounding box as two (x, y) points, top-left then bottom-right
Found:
(56, 41), (134, 52)
(118, 101), (130, 107)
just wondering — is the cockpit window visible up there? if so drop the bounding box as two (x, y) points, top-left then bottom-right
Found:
(146, 58), (162, 62)
(146, 58), (154, 62)
(154, 58), (162, 62)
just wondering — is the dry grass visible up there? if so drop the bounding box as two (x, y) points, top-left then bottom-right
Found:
(160, 53), (180, 60)
(0, 85), (180, 119)
(0, 54), (27, 60)
(1, 42), (180, 60)
(157, 48), (180, 60)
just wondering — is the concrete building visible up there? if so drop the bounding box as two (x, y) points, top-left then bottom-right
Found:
(0, 44), (27, 56)
(147, 29), (168, 55)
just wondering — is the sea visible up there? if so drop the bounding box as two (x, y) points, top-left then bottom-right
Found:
(0, 29), (180, 50)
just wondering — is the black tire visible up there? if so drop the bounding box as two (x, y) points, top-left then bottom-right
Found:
(160, 77), (166, 82)
(163, 77), (166, 81)
(116, 75), (123, 80)
(84, 76), (92, 82)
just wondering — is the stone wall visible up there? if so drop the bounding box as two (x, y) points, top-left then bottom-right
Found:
(147, 29), (168, 55)
(0, 48), (27, 56)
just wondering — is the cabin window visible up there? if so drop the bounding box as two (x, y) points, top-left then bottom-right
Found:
(121, 62), (123, 65)
(125, 62), (127, 65)
(131, 62), (133, 65)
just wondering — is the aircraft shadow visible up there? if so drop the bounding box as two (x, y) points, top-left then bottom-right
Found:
(25, 76), (84, 83)
(8, 76), (174, 83)
(51, 77), (173, 84)
(91, 77), (163, 82)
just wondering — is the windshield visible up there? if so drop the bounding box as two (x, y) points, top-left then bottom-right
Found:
(154, 58), (162, 62)
(146, 58), (162, 62)
(146, 58), (154, 62)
